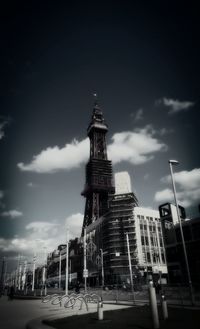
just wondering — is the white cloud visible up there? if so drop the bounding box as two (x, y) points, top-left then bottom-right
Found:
(26, 221), (59, 237)
(1, 209), (23, 218)
(155, 188), (174, 203)
(131, 108), (144, 121)
(156, 97), (195, 114)
(65, 213), (83, 239)
(108, 125), (167, 165)
(0, 213), (83, 261)
(0, 221), (61, 260)
(155, 168), (200, 207)
(18, 125), (167, 173)
(18, 138), (90, 173)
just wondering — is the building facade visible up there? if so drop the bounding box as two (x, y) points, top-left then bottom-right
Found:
(159, 203), (200, 286)
(134, 207), (167, 278)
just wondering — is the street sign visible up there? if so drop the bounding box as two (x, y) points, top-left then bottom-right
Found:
(83, 269), (88, 278)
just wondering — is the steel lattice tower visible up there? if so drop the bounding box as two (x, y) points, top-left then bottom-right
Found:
(81, 102), (115, 233)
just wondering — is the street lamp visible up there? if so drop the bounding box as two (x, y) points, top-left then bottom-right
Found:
(65, 228), (69, 295)
(83, 228), (87, 293)
(43, 247), (47, 296)
(126, 232), (135, 304)
(59, 249), (62, 291)
(100, 249), (104, 288)
(168, 159), (195, 305)
(32, 254), (36, 293)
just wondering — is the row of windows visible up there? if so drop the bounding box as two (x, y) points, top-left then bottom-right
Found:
(141, 236), (163, 247)
(143, 252), (165, 263)
(140, 224), (161, 232)
(137, 215), (160, 221)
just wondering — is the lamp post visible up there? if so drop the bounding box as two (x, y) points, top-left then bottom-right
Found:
(83, 228), (87, 293)
(169, 159), (195, 305)
(100, 249), (104, 288)
(65, 229), (69, 295)
(43, 247), (47, 296)
(32, 254), (36, 293)
(59, 249), (62, 291)
(126, 232), (135, 303)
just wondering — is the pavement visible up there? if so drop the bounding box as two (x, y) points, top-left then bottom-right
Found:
(0, 295), (131, 329)
(0, 292), (199, 329)
(44, 304), (200, 329)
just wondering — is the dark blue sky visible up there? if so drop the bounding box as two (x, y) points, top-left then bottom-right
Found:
(0, 1), (199, 265)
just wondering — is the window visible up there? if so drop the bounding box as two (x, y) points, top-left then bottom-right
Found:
(147, 252), (151, 262)
(161, 253), (165, 263)
(141, 236), (145, 245)
(137, 215), (140, 219)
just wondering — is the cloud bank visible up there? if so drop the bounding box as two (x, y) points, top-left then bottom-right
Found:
(108, 125), (167, 165)
(155, 168), (200, 207)
(1, 210), (23, 218)
(18, 126), (167, 173)
(18, 138), (89, 173)
(156, 97), (195, 114)
(0, 213), (83, 260)
(65, 213), (83, 239)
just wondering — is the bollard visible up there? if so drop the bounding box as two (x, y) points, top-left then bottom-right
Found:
(97, 297), (104, 320)
(161, 294), (168, 320)
(149, 281), (159, 329)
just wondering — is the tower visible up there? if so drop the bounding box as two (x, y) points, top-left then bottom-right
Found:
(82, 101), (115, 232)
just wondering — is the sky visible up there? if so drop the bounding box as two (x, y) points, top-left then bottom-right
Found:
(0, 1), (199, 270)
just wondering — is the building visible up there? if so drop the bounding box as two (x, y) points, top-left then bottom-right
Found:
(81, 103), (168, 286)
(44, 102), (168, 288)
(159, 203), (200, 286)
(134, 207), (167, 279)
(46, 239), (83, 288)
(115, 172), (132, 194)
(102, 191), (138, 285)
